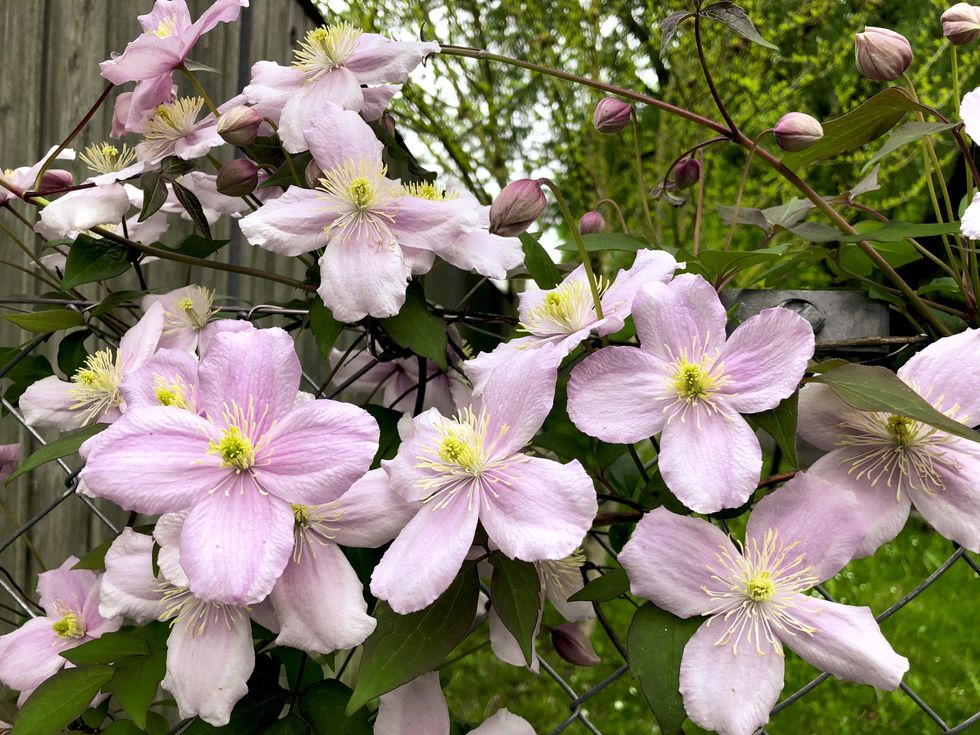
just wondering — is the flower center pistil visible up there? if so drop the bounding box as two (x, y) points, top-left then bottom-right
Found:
(209, 426), (255, 470)
(143, 97), (205, 142)
(69, 349), (123, 425)
(402, 181), (456, 201)
(317, 158), (400, 242)
(292, 503), (312, 527)
(79, 142), (137, 175)
(673, 361), (714, 402)
(51, 612), (86, 639)
(438, 434), (481, 473)
(152, 13), (180, 38)
(886, 415), (916, 449)
(292, 23), (362, 77)
(520, 279), (606, 335)
(747, 571), (776, 602)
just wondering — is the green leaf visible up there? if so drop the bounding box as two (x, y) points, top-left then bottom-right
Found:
(569, 568), (629, 603)
(863, 121), (959, 172)
(160, 156), (197, 178)
(12, 664), (114, 735)
(745, 392), (799, 467)
(362, 404), (402, 466)
(60, 632), (149, 665)
(557, 232), (651, 253)
(379, 281), (448, 371)
(519, 233), (561, 289)
(57, 330), (89, 377)
(72, 537), (116, 571)
(660, 11), (693, 59)
(138, 170), (168, 222)
(258, 153), (312, 190)
(489, 554), (541, 666)
(0, 350), (53, 406)
(839, 238), (922, 278)
(309, 298), (344, 359)
(80, 701), (109, 730)
(5, 424), (107, 485)
(5, 309), (83, 334)
(264, 717), (310, 735)
(627, 603), (701, 735)
(782, 88), (922, 168)
(171, 180), (213, 240)
(701, 2), (778, 51)
(157, 234), (229, 259)
(89, 290), (142, 319)
(102, 721), (145, 735)
(812, 363), (980, 443)
(838, 220), (962, 243)
(298, 680), (372, 735)
(62, 235), (132, 289)
(348, 564), (480, 713)
(110, 647), (167, 728)
(272, 648), (322, 692)
(181, 656), (287, 735)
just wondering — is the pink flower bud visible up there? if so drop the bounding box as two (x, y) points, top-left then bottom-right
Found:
(380, 112), (398, 137)
(216, 159), (258, 197)
(579, 210), (606, 235)
(216, 105), (263, 147)
(551, 623), (601, 667)
(674, 158), (702, 189)
(593, 97), (633, 134)
(773, 112), (825, 152)
(489, 178), (546, 236)
(942, 3), (980, 44)
(854, 27), (913, 82)
(38, 169), (73, 194)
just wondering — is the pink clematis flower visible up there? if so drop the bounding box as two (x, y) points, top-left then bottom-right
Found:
(38, 183), (133, 238)
(0, 557), (122, 706)
(133, 97), (222, 164)
(799, 328), (980, 555)
(619, 473), (909, 735)
(371, 344), (597, 614)
(567, 274), (814, 513)
(240, 105), (518, 322)
(0, 443), (21, 483)
(0, 147), (75, 205)
(467, 249), (678, 391)
(79, 141), (148, 186)
(243, 22), (438, 152)
(141, 285), (221, 352)
(375, 672), (535, 735)
(79, 326), (379, 606)
(20, 302), (165, 430)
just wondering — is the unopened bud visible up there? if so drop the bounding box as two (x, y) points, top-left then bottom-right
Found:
(674, 158), (701, 189)
(305, 159), (323, 188)
(552, 623), (600, 667)
(593, 97), (633, 134)
(773, 112), (824, 152)
(217, 105), (263, 147)
(578, 210), (606, 235)
(942, 4), (980, 44)
(854, 27), (913, 82)
(489, 178), (546, 236)
(38, 169), (73, 194)
(380, 112), (397, 137)
(215, 159), (258, 197)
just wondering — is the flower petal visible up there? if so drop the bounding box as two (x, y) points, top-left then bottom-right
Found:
(118, 301), (166, 373)
(425, 228), (523, 279)
(19, 376), (83, 430)
(345, 35), (440, 85)
(121, 348), (200, 412)
(619, 507), (739, 617)
(183, 0), (248, 49)
(242, 61), (304, 117)
(961, 191), (980, 239)
(598, 249), (678, 335)
(961, 88), (980, 142)
(375, 672), (450, 735)
(779, 595), (908, 689)
(659, 408), (762, 513)
(796, 383), (854, 452)
(99, 34), (184, 84)
(304, 101), (381, 172)
(0, 617), (69, 693)
(360, 84), (399, 120)
(239, 186), (333, 256)
(39, 184), (132, 237)
(154, 511), (190, 587)
(470, 710), (537, 735)
(909, 437), (980, 552)
(278, 70), (365, 153)
(331, 469), (421, 547)
(388, 195), (480, 252)
(480, 457), (595, 562)
(680, 621), (784, 735)
(633, 273), (727, 361)
(100, 529), (165, 623)
(897, 328), (980, 426)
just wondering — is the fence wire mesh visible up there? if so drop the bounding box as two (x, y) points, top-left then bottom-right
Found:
(0, 302), (977, 735)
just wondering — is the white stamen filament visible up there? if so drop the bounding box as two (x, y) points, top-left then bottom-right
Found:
(79, 142), (137, 175)
(142, 97), (205, 143)
(68, 348), (123, 426)
(292, 23), (362, 79)
(317, 158), (401, 246)
(291, 501), (342, 563)
(658, 334), (732, 428)
(520, 277), (609, 337)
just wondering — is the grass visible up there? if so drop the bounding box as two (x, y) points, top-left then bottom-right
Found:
(442, 517), (978, 734)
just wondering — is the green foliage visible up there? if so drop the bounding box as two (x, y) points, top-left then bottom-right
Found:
(379, 281), (448, 371)
(489, 554), (541, 666)
(5, 424), (106, 485)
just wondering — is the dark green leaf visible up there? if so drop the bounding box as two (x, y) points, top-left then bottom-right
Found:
(812, 363), (980, 443)
(5, 309), (83, 334)
(89, 290), (142, 319)
(362, 404), (401, 466)
(627, 603), (700, 735)
(110, 647), (167, 728)
(489, 554), (541, 666)
(171, 180), (213, 240)
(72, 537), (116, 571)
(138, 170), (168, 222)
(348, 564), (480, 713)
(62, 235), (133, 290)
(838, 220), (962, 243)
(557, 232), (651, 253)
(660, 11), (693, 59)
(5, 424), (107, 485)
(160, 156), (197, 177)
(60, 632), (149, 665)
(298, 680), (372, 735)
(145, 712), (170, 735)
(101, 721), (145, 735)
(863, 121), (959, 172)
(264, 717), (309, 735)
(156, 234), (229, 259)
(309, 298), (345, 359)
(519, 233), (561, 289)
(80, 700), (109, 730)
(258, 153), (312, 190)
(272, 648), (322, 692)
(0, 350), (53, 406)
(57, 330), (89, 377)
(379, 281), (448, 371)
(12, 664), (114, 735)
(701, 2), (778, 51)
(745, 392), (799, 468)
(569, 568), (630, 603)
(839, 239), (922, 278)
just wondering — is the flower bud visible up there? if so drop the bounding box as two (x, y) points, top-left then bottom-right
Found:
(673, 158), (702, 189)
(578, 210), (606, 235)
(854, 27), (913, 82)
(489, 178), (546, 236)
(215, 159), (258, 197)
(942, 4), (980, 44)
(773, 112), (825, 152)
(551, 623), (600, 667)
(593, 97), (633, 134)
(37, 169), (73, 194)
(216, 105), (263, 147)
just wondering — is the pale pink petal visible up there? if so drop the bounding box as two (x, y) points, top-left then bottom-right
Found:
(172, 121), (223, 160)
(909, 438), (980, 552)
(680, 621), (784, 735)
(121, 348), (200, 412)
(427, 228), (523, 279)
(619, 507), (738, 617)
(197, 326), (300, 429)
(659, 408), (762, 513)
(961, 192), (980, 239)
(39, 184), (131, 236)
(19, 376), (83, 430)
(470, 710), (537, 735)
(541, 560), (594, 622)
(401, 244), (436, 275)
(371, 491), (480, 614)
(779, 595), (908, 689)
(360, 84), (399, 120)
(100, 34), (184, 84)
(961, 88), (980, 142)
(258, 399), (378, 505)
(279, 70), (364, 153)
(633, 274), (727, 361)
(805, 451), (912, 558)
(154, 511), (190, 587)
(138, 0), (192, 34)
(180, 485), (295, 605)
(375, 672), (450, 735)
(318, 222), (412, 323)
(162, 609), (253, 726)
(463, 341), (533, 396)
(382, 408), (457, 503)
(796, 383), (853, 452)
(0, 617), (69, 693)
(746, 472), (864, 582)
(100, 529), (165, 623)
(331, 469), (421, 547)
(718, 308), (814, 413)
(271, 543), (375, 653)
(489, 606), (540, 672)
(79, 407), (222, 514)
(118, 301), (166, 373)
(897, 328), (980, 425)
(121, 74), (175, 134)
(480, 457), (596, 562)
(389, 195), (480, 251)
(37, 557), (98, 619)
(304, 101), (383, 171)
(567, 346), (672, 443)
(242, 61), (304, 115)
(248, 598), (280, 633)
(598, 249), (678, 335)
(345, 35), (440, 85)
(183, 0), (248, 49)
(198, 319), (254, 358)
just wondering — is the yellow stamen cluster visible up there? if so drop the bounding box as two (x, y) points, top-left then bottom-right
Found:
(79, 142), (137, 175)
(153, 375), (190, 410)
(402, 181), (457, 201)
(69, 349), (122, 426)
(292, 23), (362, 77)
(886, 415), (916, 449)
(317, 158), (400, 243)
(51, 612), (86, 639)
(746, 571), (776, 602)
(143, 97), (205, 142)
(152, 13), (180, 38)
(672, 361), (715, 403)
(292, 503), (312, 527)
(438, 434), (481, 472)
(520, 279), (605, 336)
(209, 426), (255, 471)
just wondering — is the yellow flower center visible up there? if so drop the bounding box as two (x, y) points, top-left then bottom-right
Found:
(402, 181), (456, 201)
(152, 13), (180, 38)
(672, 361), (715, 402)
(520, 279), (606, 336)
(746, 571), (776, 602)
(51, 612), (86, 639)
(438, 435), (481, 472)
(293, 23), (362, 76)
(79, 142), (137, 175)
(292, 504), (312, 527)
(143, 97), (205, 142)
(69, 349), (122, 426)
(348, 177), (375, 209)
(886, 415), (916, 449)
(209, 426), (255, 470)
(176, 297), (195, 310)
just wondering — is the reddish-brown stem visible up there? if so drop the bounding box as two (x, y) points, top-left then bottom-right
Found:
(33, 83), (114, 191)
